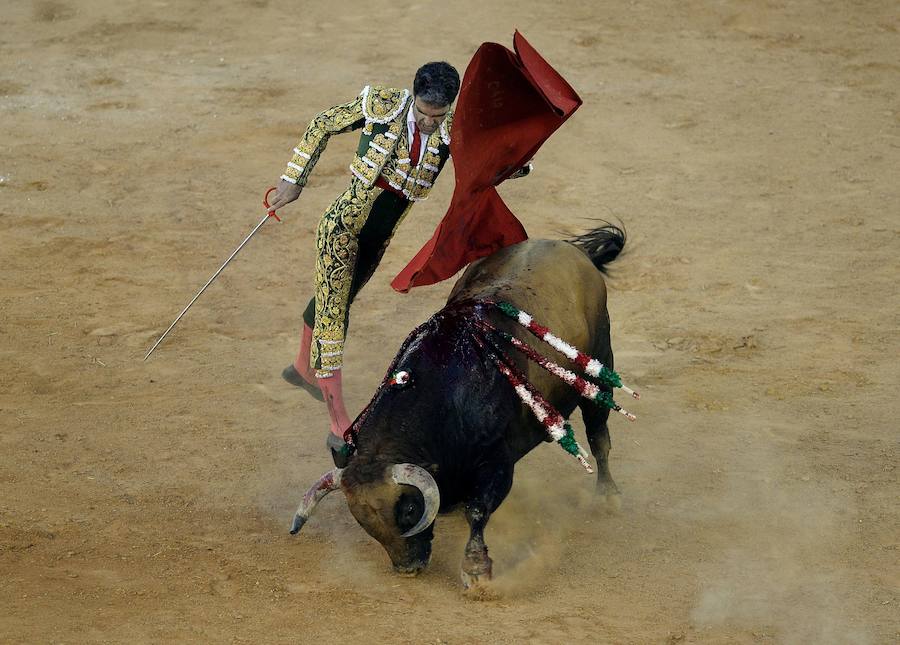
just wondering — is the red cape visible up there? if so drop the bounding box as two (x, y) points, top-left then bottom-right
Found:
(391, 31), (582, 292)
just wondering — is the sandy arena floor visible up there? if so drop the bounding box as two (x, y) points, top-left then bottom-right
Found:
(1, 1), (898, 642)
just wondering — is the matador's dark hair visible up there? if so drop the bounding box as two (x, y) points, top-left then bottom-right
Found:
(413, 62), (460, 106)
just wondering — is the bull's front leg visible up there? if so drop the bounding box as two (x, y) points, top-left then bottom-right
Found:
(460, 457), (513, 591)
(461, 502), (492, 588)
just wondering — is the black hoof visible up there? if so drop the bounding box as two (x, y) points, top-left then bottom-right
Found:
(460, 565), (497, 598)
(281, 365), (325, 402)
(461, 553), (493, 589)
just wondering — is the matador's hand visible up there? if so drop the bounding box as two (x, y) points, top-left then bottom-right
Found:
(508, 160), (534, 180)
(267, 179), (302, 213)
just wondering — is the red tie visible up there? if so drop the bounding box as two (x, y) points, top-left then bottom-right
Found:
(410, 125), (422, 167)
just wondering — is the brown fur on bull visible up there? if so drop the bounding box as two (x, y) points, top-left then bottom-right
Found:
(291, 224), (627, 590)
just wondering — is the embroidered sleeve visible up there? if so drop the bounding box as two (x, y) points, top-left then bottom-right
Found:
(281, 90), (366, 187)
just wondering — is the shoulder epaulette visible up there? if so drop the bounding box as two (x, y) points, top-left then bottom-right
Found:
(439, 109), (453, 146)
(360, 85), (410, 124)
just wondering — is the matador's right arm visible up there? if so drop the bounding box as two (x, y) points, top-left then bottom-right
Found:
(280, 92), (366, 188)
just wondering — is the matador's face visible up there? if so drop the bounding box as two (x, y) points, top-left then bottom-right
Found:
(412, 97), (449, 136)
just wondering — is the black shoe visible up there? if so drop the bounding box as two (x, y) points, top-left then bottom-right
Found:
(327, 433), (351, 468)
(281, 364), (325, 402)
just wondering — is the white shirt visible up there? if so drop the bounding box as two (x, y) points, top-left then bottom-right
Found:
(406, 100), (427, 166)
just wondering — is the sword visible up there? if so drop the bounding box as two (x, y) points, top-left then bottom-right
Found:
(144, 187), (281, 361)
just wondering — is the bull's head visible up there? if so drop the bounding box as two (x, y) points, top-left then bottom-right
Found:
(290, 462), (440, 575)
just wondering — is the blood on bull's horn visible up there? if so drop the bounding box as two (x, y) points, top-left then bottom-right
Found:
(290, 468), (344, 534)
(290, 463), (440, 539)
(390, 463), (440, 538)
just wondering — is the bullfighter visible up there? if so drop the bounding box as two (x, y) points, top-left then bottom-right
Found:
(266, 63), (461, 446)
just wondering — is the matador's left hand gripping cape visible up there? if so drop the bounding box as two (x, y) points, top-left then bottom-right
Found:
(392, 31), (582, 292)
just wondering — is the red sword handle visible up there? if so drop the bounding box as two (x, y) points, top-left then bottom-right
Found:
(263, 186), (281, 222)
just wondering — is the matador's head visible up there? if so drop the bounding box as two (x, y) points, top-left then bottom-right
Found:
(412, 62), (459, 135)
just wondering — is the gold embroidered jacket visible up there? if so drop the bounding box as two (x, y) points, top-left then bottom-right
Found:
(281, 85), (453, 202)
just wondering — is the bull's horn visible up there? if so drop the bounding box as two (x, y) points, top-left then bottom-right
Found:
(290, 468), (344, 535)
(391, 464), (440, 538)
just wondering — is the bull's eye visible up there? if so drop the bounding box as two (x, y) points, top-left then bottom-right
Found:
(389, 370), (411, 388)
(395, 492), (423, 533)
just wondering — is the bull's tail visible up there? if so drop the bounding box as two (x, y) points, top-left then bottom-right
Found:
(567, 222), (627, 273)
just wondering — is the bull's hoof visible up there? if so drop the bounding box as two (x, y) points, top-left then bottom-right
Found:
(393, 562), (426, 577)
(596, 477), (620, 496)
(460, 553), (493, 594)
(595, 480), (622, 512)
(460, 569), (499, 600)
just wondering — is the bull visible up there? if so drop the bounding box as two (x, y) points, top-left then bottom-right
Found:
(291, 224), (628, 589)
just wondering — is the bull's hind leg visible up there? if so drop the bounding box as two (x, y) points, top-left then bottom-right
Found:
(580, 399), (620, 499)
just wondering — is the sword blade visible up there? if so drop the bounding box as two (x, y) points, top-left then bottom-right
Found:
(144, 212), (273, 361)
